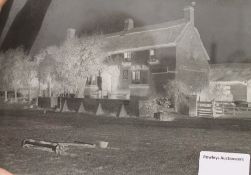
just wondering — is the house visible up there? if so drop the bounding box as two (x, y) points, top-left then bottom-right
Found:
(85, 3), (210, 101)
(209, 63), (251, 105)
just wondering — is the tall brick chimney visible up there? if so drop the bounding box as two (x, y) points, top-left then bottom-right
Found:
(184, 2), (195, 25)
(124, 18), (134, 31)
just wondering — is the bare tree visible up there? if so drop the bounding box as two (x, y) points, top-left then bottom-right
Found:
(36, 34), (108, 98)
(36, 46), (59, 97)
(0, 47), (37, 102)
(1, 48), (26, 102)
(46, 34), (108, 97)
(22, 59), (38, 101)
(200, 83), (233, 102)
(0, 52), (8, 101)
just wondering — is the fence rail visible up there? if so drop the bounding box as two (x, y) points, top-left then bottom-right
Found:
(197, 101), (251, 118)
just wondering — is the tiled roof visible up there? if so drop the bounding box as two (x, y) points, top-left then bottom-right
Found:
(104, 19), (188, 54)
(210, 63), (251, 82)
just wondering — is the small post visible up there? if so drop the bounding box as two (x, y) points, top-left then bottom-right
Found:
(36, 97), (38, 106)
(14, 89), (18, 103)
(212, 100), (216, 118)
(188, 95), (198, 117)
(59, 97), (62, 110)
(28, 86), (31, 102)
(4, 90), (8, 102)
(222, 102), (225, 116)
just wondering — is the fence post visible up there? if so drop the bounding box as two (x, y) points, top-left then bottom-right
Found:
(4, 91), (8, 102)
(222, 102), (225, 116)
(188, 95), (198, 117)
(212, 100), (216, 118)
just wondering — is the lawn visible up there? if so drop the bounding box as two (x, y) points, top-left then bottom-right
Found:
(0, 108), (251, 175)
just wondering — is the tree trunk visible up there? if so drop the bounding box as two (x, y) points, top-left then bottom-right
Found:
(77, 78), (87, 98)
(59, 97), (62, 110)
(38, 78), (41, 97)
(174, 93), (179, 113)
(48, 78), (51, 97)
(28, 86), (31, 102)
(36, 79), (40, 106)
(14, 89), (17, 103)
(4, 90), (8, 102)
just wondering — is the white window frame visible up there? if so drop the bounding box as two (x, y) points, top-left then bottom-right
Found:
(124, 52), (132, 61)
(150, 49), (155, 56)
(132, 70), (141, 82)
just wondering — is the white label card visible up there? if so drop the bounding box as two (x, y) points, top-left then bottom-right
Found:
(198, 151), (250, 175)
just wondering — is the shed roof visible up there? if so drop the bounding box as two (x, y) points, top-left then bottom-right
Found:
(104, 19), (188, 54)
(210, 63), (251, 82)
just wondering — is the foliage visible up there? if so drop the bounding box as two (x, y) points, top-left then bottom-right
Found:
(0, 47), (38, 101)
(140, 80), (193, 117)
(1, 48), (22, 91)
(22, 59), (38, 90)
(36, 34), (108, 97)
(36, 46), (59, 93)
(165, 80), (191, 103)
(199, 83), (233, 101)
(164, 80), (195, 113)
(139, 96), (171, 118)
(0, 52), (5, 90)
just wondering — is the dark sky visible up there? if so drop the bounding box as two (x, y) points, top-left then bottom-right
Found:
(0, 0), (251, 63)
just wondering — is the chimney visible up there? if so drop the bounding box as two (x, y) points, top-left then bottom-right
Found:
(184, 2), (195, 25)
(66, 28), (76, 40)
(124, 18), (134, 31)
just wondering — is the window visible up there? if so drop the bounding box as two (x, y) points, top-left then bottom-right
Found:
(124, 52), (132, 62)
(150, 49), (155, 56)
(148, 49), (158, 63)
(123, 70), (129, 79)
(132, 70), (141, 83)
(151, 67), (168, 74)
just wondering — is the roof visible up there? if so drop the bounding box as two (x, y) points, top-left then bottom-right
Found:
(210, 63), (251, 82)
(104, 19), (188, 54)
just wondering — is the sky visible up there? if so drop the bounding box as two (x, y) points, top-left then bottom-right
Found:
(0, 0), (251, 63)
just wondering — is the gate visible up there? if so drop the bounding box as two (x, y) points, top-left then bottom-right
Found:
(197, 101), (213, 117)
(197, 101), (236, 118)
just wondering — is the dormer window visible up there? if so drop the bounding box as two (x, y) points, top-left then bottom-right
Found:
(124, 52), (132, 62)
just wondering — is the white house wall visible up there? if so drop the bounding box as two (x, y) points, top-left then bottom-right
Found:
(176, 23), (210, 93)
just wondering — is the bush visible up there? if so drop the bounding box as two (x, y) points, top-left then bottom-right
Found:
(164, 80), (196, 114)
(199, 83), (233, 102)
(139, 96), (171, 118)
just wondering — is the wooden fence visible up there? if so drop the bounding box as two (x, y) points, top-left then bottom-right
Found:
(197, 101), (251, 118)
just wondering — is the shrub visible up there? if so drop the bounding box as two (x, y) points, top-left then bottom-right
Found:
(139, 96), (171, 118)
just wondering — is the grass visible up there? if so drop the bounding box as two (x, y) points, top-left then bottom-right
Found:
(0, 107), (251, 175)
